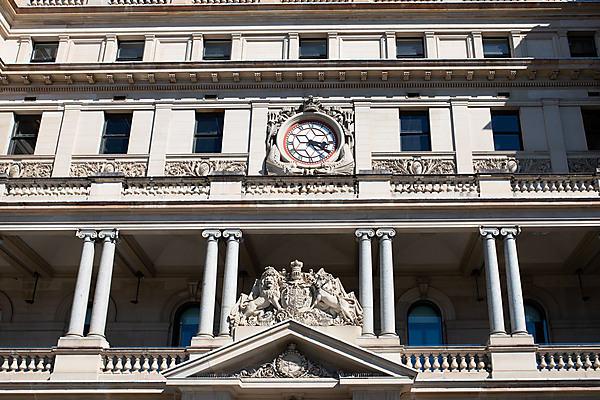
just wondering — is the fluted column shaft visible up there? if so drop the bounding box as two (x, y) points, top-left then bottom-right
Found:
(197, 229), (221, 337)
(88, 229), (118, 338)
(219, 229), (243, 337)
(479, 227), (506, 335)
(356, 229), (375, 336)
(501, 227), (528, 335)
(66, 230), (98, 337)
(377, 228), (396, 337)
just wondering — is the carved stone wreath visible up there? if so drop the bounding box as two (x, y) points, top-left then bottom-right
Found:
(0, 161), (53, 178)
(372, 157), (456, 175)
(265, 96), (355, 176)
(473, 157), (551, 174)
(164, 160), (247, 176)
(69, 161), (147, 177)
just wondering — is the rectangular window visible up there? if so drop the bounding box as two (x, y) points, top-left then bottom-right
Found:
(31, 42), (58, 62)
(568, 34), (597, 57)
(117, 41), (144, 61)
(194, 113), (224, 153)
(203, 40), (231, 61)
(491, 111), (523, 151)
(400, 111), (431, 151)
(101, 114), (131, 154)
(582, 109), (600, 150)
(9, 115), (40, 155)
(299, 38), (327, 59)
(483, 38), (510, 58)
(396, 38), (425, 58)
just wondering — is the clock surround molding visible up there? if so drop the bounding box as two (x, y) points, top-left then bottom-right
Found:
(265, 96), (355, 175)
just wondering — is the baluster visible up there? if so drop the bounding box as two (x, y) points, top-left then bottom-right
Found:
(142, 356), (150, 372)
(160, 356), (169, 371)
(441, 354), (450, 371)
(566, 354), (575, 370)
(557, 355), (565, 370)
(45, 357), (52, 372)
(151, 356), (159, 373)
(36, 356), (45, 372)
(27, 356), (36, 372)
(584, 354), (592, 370)
(124, 356), (133, 373)
(432, 354), (441, 372)
(468, 354), (477, 371)
(593, 354), (600, 370)
(169, 355), (178, 369)
(404, 354), (413, 369)
(450, 354), (459, 371)
(459, 354), (467, 371)
(105, 356), (115, 373)
(414, 354), (423, 371)
(548, 354), (557, 370)
(575, 354), (584, 370)
(19, 356), (28, 372)
(423, 354), (431, 372)
(477, 355), (486, 371)
(1, 356), (8, 372)
(539, 354), (548, 370)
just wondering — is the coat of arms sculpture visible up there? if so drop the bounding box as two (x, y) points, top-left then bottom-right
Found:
(230, 260), (363, 327)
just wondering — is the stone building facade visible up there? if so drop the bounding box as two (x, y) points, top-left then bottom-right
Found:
(0, 0), (598, 398)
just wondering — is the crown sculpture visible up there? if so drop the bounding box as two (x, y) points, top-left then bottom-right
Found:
(230, 260), (363, 327)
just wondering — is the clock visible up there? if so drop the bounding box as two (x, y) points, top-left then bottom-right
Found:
(283, 121), (338, 165)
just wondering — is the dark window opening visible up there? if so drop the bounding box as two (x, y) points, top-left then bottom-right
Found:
(483, 38), (511, 58)
(407, 300), (443, 346)
(31, 42), (58, 63)
(396, 38), (425, 58)
(101, 114), (132, 155)
(400, 111), (431, 151)
(525, 300), (549, 344)
(299, 39), (327, 59)
(491, 110), (523, 151)
(172, 302), (200, 347)
(194, 112), (224, 153)
(9, 115), (40, 155)
(203, 40), (231, 61)
(583, 109), (600, 151)
(117, 41), (144, 61)
(568, 34), (597, 58)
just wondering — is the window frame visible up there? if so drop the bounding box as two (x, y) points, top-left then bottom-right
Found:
(396, 37), (425, 58)
(407, 300), (444, 346)
(30, 41), (59, 63)
(524, 300), (549, 344)
(100, 113), (132, 155)
(171, 301), (200, 347)
(116, 40), (145, 62)
(491, 110), (523, 152)
(194, 112), (224, 154)
(482, 37), (511, 58)
(399, 110), (431, 152)
(9, 114), (41, 155)
(568, 33), (598, 58)
(203, 39), (232, 61)
(299, 38), (328, 60)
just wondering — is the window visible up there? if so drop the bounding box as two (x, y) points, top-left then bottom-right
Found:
(583, 109), (600, 150)
(9, 115), (40, 155)
(101, 114), (132, 155)
(483, 37), (510, 58)
(299, 38), (327, 59)
(568, 33), (597, 57)
(172, 302), (199, 347)
(194, 113), (224, 153)
(525, 301), (549, 344)
(31, 42), (58, 62)
(400, 111), (431, 151)
(117, 41), (144, 61)
(203, 40), (231, 60)
(407, 301), (443, 346)
(396, 38), (424, 58)
(491, 110), (523, 151)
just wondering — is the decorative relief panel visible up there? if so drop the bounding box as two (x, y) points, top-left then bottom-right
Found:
(372, 157), (455, 175)
(5, 182), (90, 197)
(265, 96), (355, 175)
(473, 157), (551, 174)
(230, 260), (363, 327)
(568, 157), (600, 173)
(244, 178), (356, 196)
(0, 161), (53, 178)
(122, 181), (210, 197)
(164, 159), (247, 176)
(391, 177), (479, 196)
(70, 161), (147, 177)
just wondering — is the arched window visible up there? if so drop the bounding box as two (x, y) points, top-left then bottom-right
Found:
(407, 301), (443, 346)
(172, 302), (200, 347)
(525, 300), (549, 344)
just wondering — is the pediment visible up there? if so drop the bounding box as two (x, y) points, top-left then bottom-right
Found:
(164, 320), (416, 385)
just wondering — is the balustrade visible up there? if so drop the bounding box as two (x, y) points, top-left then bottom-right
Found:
(512, 175), (597, 196)
(401, 347), (488, 374)
(0, 350), (54, 373)
(101, 349), (188, 374)
(537, 346), (600, 373)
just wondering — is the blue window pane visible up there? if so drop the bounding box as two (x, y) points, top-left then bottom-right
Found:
(117, 41), (144, 61)
(177, 305), (199, 347)
(300, 39), (327, 59)
(401, 114), (429, 134)
(525, 302), (548, 344)
(407, 302), (443, 346)
(195, 113), (224, 153)
(483, 38), (510, 58)
(397, 39), (424, 58)
(491, 114), (520, 133)
(102, 116), (131, 154)
(204, 40), (231, 60)
(493, 133), (522, 151)
(401, 134), (431, 151)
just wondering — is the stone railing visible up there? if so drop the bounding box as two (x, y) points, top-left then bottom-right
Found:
(391, 175), (479, 197)
(101, 348), (188, 374)
(110, 0), (170, 3)
(122, 178), (210, 197)
(537, 345), (600, 373)
(28, 0), (86, 4)
(244, 176), (356, 196)
(401, 347), (489, 374)
(3, 179), (91, 198)
(0, 349), (54, 374)
(511, 175), (598, 197)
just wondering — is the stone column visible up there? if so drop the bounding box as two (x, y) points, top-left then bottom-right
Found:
(66, 230), (98, 337)
(355, 229), (375, 336)
(197, 229), (222, 337)
(479, 227), (506, 335)
(88, 229), (118, 339)
(218, 229), (243, 337)
(501, 227), (528, 335)
(376, 228), (396, 337)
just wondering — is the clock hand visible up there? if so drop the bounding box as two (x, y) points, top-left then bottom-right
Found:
(307, 139), (331, 154)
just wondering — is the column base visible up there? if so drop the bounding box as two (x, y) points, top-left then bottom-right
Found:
(356, 335), (403, 363)
(486, 334), (538, 378)
(188, 335), (234, 360)
(52, 336), (109, 380)
(57, 335), (109, 349)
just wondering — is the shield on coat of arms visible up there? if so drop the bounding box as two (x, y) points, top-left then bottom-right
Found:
(281, 284), (313, 314)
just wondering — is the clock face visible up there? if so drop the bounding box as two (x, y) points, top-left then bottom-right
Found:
(283, 121), (338, 165)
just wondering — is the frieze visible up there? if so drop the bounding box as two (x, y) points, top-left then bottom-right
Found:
(233, 343), (335, 379)
(164, 159), (247, 176)
(5, 182), (90, 197)
(70, 161), (147, 177)
(372, 157), (455, 175)
(568, 157), (600, 173)
(230, 260), (363, 327)
(122, 181), (210, 196)
(244, 179), (356, 195)
(0, 161), (53, 178)
(473, 157), (551, 174)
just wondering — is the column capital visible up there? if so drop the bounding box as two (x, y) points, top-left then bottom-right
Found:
(355, 228), (375, 241)
(223, 229), (243, 242)
(479, 226), (499, 238)
(98, 229), (119, 242)
(500, 226), (521, 238)
(202, 229), (222, 240)
(76, 229), (98, 241)
(376, 228), (396, 240)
